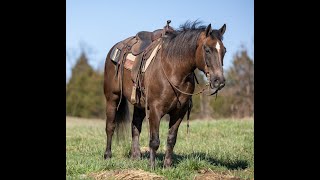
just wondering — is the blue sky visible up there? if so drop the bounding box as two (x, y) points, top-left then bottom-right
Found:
(66, 0), (253, 82)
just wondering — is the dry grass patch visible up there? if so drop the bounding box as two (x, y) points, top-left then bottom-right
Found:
(194, 169), (245, 180)
(89, 169), (165, 180)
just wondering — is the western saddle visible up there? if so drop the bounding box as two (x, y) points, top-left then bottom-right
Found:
(111, 20), (175, 104)
(131, 20), (174, 56)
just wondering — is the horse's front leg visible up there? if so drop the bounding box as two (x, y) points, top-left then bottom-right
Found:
(131, 106), (145, 159)
(148, 105), (163, 170)
(164, 106), (188, 168)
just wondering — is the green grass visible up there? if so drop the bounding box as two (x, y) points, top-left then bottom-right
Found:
(66, 116), (254, 179)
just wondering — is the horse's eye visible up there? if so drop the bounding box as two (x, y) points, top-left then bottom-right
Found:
(224, 47), (227, 53)
(205, 47), (210, 53)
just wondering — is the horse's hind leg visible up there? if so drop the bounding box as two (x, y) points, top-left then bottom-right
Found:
(164, 106), (188, 168)
(131, 106), (145, 159)
(104, 94), (118, 159)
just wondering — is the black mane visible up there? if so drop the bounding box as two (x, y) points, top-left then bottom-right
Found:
(177, 20), (207, 31)
(175, 20), (223, 40)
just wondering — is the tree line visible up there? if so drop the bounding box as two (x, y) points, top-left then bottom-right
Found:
(66, 48), (253, 119)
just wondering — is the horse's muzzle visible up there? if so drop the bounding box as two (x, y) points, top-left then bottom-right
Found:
(206, 81), (225, 96)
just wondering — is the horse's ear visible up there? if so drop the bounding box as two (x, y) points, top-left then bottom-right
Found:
(205, 24), (212, 37)
(219, 24), (226, 35)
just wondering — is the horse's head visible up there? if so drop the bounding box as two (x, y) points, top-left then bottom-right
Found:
(196, 23), (227, 95)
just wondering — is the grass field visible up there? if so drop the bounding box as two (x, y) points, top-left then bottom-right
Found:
(66, 116), (254, 179)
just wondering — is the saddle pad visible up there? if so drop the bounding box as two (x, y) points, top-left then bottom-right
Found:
(142, 43), (161, 72)
(124, 53), (136, 70)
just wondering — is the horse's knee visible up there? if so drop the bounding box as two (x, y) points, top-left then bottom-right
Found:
(149, 138), (160, 150)
(167, 133), (177, 146)
(106, 122), (116, 134)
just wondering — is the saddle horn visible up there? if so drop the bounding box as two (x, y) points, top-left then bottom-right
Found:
(163, 20), (174, 36)
(166, 20), (171, 27)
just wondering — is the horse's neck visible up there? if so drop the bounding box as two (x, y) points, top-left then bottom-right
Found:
(162, 50), (196, 84)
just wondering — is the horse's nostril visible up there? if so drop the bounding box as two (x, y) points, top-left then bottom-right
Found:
(213, 79), (220, 87)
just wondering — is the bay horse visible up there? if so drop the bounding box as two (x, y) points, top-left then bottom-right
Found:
(103, 21), (227, 169)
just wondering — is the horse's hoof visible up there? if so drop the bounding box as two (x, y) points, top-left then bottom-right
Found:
(163, 158), (172, 168)
(131, 154), (141, 160)
(150, 162), (156, 170)
(131, 150), (141, 160)
(150, 165), (155, 171)
(104, 153), (112, 159)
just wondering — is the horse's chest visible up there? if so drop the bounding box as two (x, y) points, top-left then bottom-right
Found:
(168, 94), (190, 110)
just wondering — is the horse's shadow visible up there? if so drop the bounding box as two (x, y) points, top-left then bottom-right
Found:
(139, 151), (249, 170)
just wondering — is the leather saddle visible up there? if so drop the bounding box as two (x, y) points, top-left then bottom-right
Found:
(112, 20), (174, 72)
(132, 20), (174, 55)
(131, 29), (163, 55)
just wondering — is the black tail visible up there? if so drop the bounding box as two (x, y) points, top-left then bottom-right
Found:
(115, 96), (130, 142)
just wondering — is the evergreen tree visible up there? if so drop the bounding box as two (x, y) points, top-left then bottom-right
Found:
(66, 52), (105, 118)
